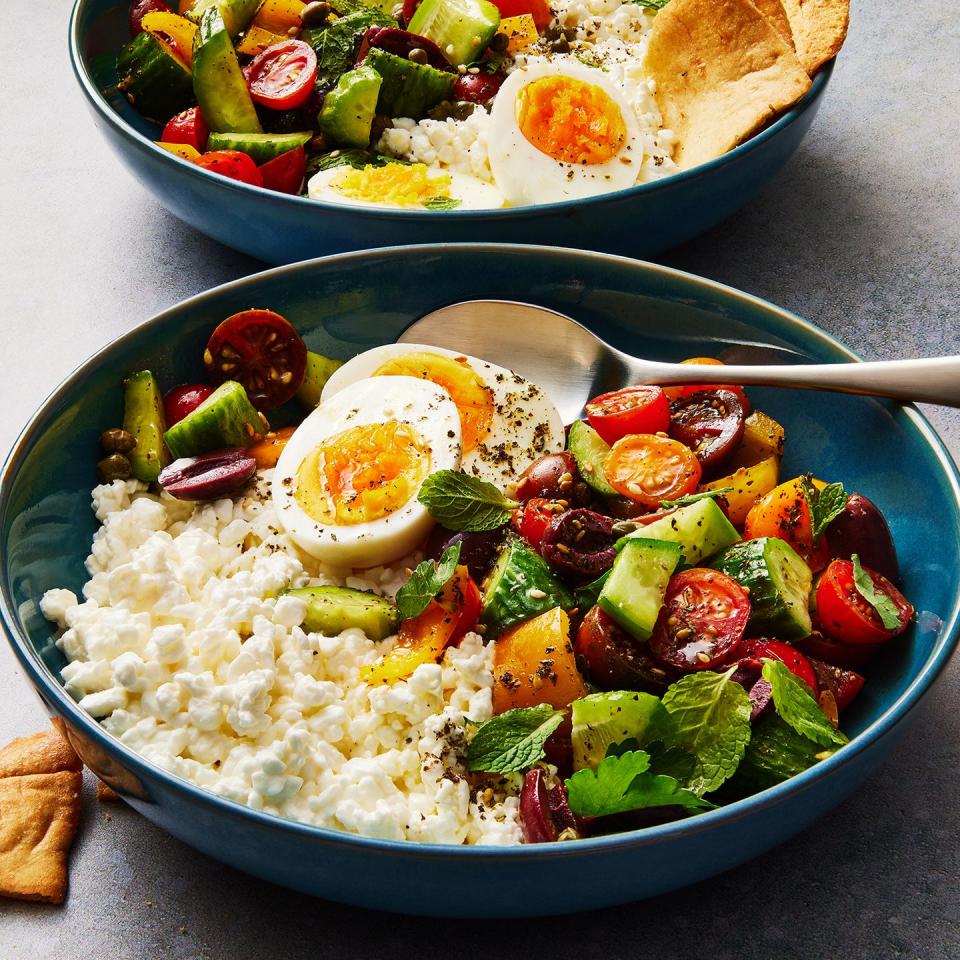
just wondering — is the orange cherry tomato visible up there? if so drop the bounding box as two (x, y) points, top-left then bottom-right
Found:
(248, 426), (296, 469)
(663, 358), (750, 411)
(604, 434), (701, 508)
(744, 477), (830, 571)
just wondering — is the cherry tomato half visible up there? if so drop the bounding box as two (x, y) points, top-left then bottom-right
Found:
(246, 40), (318, 110)
(163, 383), (214, 426)
(585, 385), (670, 446)
(736, 639), (818, 695)
(744, 477), (831, 572)
(815, 559), (913, 646)
(161, 107), (209, 152)
(514, 451), (579, 501)
(604, 434), (701, 508)
(797, 630), (883, 669)
(649, 568), (751, 670)
(194, 150), (264, 187)
(514, 497), (560, 552)
(204, 309), (307, 410)
(451, 71), (504, 104)
(663, 357), (750, 411)
(248, 426), (297, 469)
(258, 145), (306, 194)
(491, 0), (552, 30)
(669, 388), (746, 477)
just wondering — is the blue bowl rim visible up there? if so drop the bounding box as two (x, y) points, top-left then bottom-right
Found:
(3, 243), (958, 862)
(68, 0), (833, 222)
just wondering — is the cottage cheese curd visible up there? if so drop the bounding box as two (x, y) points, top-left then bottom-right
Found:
(41, 476), (522, 845)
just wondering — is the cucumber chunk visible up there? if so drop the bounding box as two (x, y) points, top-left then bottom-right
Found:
(123, 371), (170, 483)
(598, 538), (682, 641)
(620, 499), (740, 568)
(365, 48), (454, 119)
(206, 130), (312, 163)
(566, 420), (616, 496)
(407, 0), (501, 66)
(318, 65), (383, 148)
(571, 690), (674, 771)
(297, 352), (344, 408)
(285, 585), (399, 640)
(164, 381), (268, 459)
(730, 713), (824, 792)
(116, 32), (195, 123)
(711, 537), (813, 639)
(482, 537), (574, 637)
(185, 0), (262, 34)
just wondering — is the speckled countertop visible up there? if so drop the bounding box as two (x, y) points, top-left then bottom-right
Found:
(1, 0), (958, 956)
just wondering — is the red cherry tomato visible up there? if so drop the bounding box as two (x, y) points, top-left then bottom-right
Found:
(401, 0), (421, 23)
(649, 568), (751, 670)
(204, 309), (307, 410)
(737, 639), (818, 695)
(129, 0), (171, 35)
(452, 72), (503, 104)
(807, 656), (864, 711)
(246, 40), (318, 110)
(194, 150), (264, 187)
(491, 0), (551, 30)
(514, 498), (559, 552)
(586, 386), (670, 445)
(815, 559), (913, 645)
(163, 383), (214, 426)
(161, 107), (209, 152)
(797, 631), (883, 669)
(436, 566), (483, 644)
(258, 145), (306, 194)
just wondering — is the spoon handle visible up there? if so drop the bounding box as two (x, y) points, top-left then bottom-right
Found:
(632, 356), (960, 407)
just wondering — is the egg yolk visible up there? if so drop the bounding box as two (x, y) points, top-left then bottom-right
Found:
(294, 420), (431, 525)
(373, 352), (493, 454)
(516, 76), (626, 165)
(332, 163), (452, 208)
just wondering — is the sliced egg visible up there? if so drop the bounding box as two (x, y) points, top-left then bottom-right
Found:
(307, 162), (504, 210)
(320, 344), (565, 487)
(272, 376), (461, 568)
(488, 61), (643, 205)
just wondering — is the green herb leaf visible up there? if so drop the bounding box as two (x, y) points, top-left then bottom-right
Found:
(573, 569), (611, 611)
(422, 196), (462, 210)
(762, 660), (848, 748)
(851, 553), (903, 630)
(304, 9), (395, 86)
(466, 705), (565, 773)
(661, 668), (752, 796)
(565, 750), (712, 818)
(799, 475), (847, 539)
(418, 470), (519, 532)
(394, 542), (461, 621)
(659, 487), (734, 509)
(632, 0), (670, 8)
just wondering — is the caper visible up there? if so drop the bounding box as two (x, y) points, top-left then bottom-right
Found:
(100, 427), (137, 454)
(490, 32), (509, 52)
(408, 47), (428, 64)
(97, 454), (132, 483)
(452, 102), (476, 121)
(300, 1), (331, 27)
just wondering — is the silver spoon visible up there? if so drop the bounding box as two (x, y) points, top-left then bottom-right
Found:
(399, 299), (960, 422)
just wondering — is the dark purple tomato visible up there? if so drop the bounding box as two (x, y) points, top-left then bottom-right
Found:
(514, 451), (579, 501)
(825, 492), (899, 583)
(541, 508), (617, 580)
(807, 655), (865, 711)
(425, 526), (508, 582)
(452, 71), (503, 104)
(668, 388), (746, 476)
(158, 448), (257, 501)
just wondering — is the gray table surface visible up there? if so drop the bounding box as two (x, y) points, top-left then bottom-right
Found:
(2, 1), (959, 956)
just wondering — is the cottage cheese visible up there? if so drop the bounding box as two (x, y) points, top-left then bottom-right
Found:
(41, 477), (522, 845)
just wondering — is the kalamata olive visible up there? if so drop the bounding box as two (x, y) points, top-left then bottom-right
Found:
(357, 26), (453, 70)
(489, 31), (509, 52)
(669, 389), (746, 477)
(97, 454), (132, 483)
(824, 492), (899, 582)
(807, 655), (864, 711)
(451, 71), (503, 104)
(605, 495), (656, 521)
(425, 526), (508, 581)
(158, 448), (257, 501)
(518, 769), (579, 843)
(128, 0), (171, 36)
(542, 509), (617, 580)
(514, 451), (579, 501)
(100, 427), (137, 455)
(748, 678), (773, 721)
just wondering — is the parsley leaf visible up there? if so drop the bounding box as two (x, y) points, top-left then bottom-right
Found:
(800, 475), (848, 539)
(418, 470), (519, 532)
(659, 487), (734, 509)
(851, 553), (903, 630)
(422, 196), (462, 210)
(466, 705), (565, 773)
(762, 660), (848, 748)
(394, 542), (461, 621)
(565, 750), (712, 818)
(661, 669), (752, 796)
(632, 0), (670, 8)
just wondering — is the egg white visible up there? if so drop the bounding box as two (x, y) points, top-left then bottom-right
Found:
(272, 376), (461, 569)
(488, 60), (643, 206)
(320, 344), (565, 487)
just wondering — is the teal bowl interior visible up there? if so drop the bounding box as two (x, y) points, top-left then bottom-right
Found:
(2, 245), (958, 916)
(70, 0), (832, 264)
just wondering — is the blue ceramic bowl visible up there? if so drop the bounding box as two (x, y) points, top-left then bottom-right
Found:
(2, 245), (958, 917)
(70, 0), (833, 265)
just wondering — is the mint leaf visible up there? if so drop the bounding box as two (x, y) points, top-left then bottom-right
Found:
(418, 470), (519, 532)
(800, 475), (847, 539)
(762, 660), (848, 748)
(661, 669), (752, 796)
(574, 570), (610, 611)
(647, 742), (696, 781)
(659, 487), (733, 509)
(565, 750), (712, 817)
(466, 705), (564, 773)
(851, 553), (903, 630)
(395, 542), (461, 620)
(422, 196), (462, 210)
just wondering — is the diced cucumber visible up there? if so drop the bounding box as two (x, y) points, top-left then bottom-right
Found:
(481, 537), (574, 637)
(598, 538), (682, 641)
(571, 691), (674, 771)
(318, 65), (383, 148)
(566, 420), (616, 496)
(730, 714), (824, 792)
(186, 0), (262, 34)
(122, 371), (170, 483)
(364, 48), (455, 119)
(407, 0), (501, 65)
(206, 130), (312, 163)
(285, 585), (399, 640)
(163, 381), (269, 459)
(116, 31), (195, 123)
(620, 498), (739, 568)
(192, 7), (262, 133)
(711, 537), (813, 639)
(297, 352), (344, 408)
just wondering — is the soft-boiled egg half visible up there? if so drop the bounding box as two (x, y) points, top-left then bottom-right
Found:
(272, 376), (461, 568)
(488, 61), (643, 205)
(321, 344), (565, 487)
(307, 162), (504, 210)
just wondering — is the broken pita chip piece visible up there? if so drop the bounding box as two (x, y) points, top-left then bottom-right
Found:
(0, 729), (82, 779)
(97, 780), (120, 802)
(645, 0), (812, 170)
(751, 0), (795, 49)
(780, 0), (849, 75)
